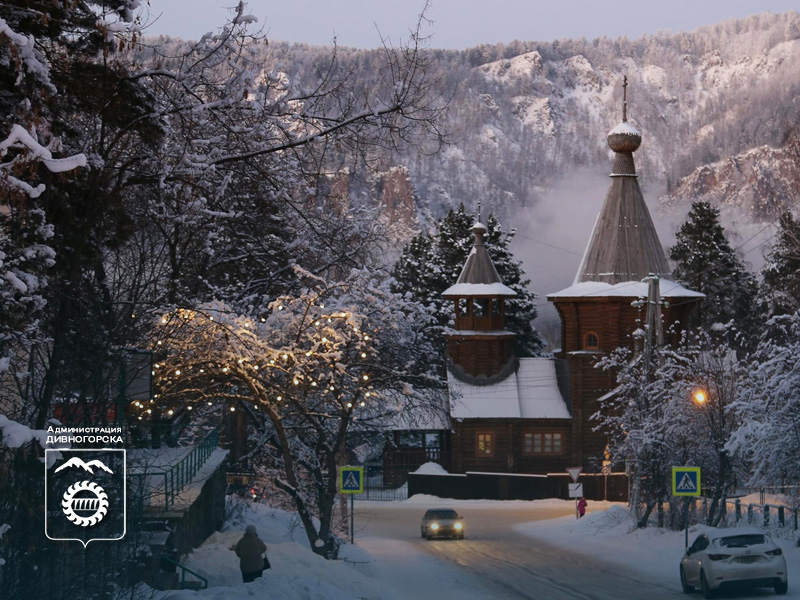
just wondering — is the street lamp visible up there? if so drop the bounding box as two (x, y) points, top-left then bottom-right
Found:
(692, 389), (707, 405)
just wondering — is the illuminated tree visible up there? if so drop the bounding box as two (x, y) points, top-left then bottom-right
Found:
(147, 269), (442, 557)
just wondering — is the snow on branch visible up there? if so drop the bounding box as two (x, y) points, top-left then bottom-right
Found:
(0, 414), (47, 449)
(0, 125), (87, 198)
(0, 17), (55, 91)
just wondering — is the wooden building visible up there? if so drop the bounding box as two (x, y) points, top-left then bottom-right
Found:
(547, 82), (702, 469)
(386, 81), (702, 479)
(442, 222), (573, 474)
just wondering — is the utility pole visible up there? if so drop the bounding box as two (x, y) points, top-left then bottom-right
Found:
(629, 274), (668, 523)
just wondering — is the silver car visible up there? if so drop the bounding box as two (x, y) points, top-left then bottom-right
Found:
(420, 508), (465, 540)
(680, 527), (788, 597)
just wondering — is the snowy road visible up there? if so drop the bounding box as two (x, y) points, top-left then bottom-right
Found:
(356, 500), (687, 600)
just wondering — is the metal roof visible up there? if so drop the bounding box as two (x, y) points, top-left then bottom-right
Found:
(448, 357), (571, 419)
(442, 223), (516, 298)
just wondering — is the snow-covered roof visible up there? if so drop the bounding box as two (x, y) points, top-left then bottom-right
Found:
(548, 279), (705, 299)
(448, 358), (571, 419)
(608, 121), (641, 137)
(442, 281), (516, 297)
(442, 224), (516, 298)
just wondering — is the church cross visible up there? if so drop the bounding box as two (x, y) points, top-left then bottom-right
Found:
(622, 75), (628, 122)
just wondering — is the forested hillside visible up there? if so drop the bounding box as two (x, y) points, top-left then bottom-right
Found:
(198, 11), (800, 226)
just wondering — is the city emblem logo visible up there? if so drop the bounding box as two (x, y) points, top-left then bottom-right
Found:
(45, 449), (126, 546)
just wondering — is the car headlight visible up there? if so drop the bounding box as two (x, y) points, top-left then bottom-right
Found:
(454, 522), (463, 531)
(430, 523), (439, 530)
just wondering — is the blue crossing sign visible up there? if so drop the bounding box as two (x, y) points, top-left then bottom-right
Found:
(672, 467), (701, 496)
(339, 466), (364, 494)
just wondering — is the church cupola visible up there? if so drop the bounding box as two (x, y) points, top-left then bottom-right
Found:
(547, 77), (702, 466)
(442, 222), (516, 381)
(576, 75), (671, 285)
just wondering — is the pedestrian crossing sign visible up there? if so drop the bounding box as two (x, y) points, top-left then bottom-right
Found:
(672, 467), (701, 496)
(339, 466), (364, 494)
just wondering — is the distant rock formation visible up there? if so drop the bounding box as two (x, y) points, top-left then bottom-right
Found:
(662, 128), (800, 221)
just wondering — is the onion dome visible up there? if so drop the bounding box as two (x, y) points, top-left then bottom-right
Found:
(607, 120), (641, 153)
(566, 76), (671, 285)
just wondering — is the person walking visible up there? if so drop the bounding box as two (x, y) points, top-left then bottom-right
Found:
(234, 525), (267, 583)
(577, 497), (587, 519)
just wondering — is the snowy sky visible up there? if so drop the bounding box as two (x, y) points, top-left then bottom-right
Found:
(144, 0), (800, 48)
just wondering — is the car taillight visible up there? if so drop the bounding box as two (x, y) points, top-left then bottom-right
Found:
(707, 554), (731, 561)
(767, 548), (783, 556)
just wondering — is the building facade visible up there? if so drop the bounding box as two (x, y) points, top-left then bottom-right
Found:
(386, 84), (702, 479)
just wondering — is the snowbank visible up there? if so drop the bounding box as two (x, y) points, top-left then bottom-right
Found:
(412, 462), (449, 475)
(169, 502), (401, 600)
(516, 501), (800, 588)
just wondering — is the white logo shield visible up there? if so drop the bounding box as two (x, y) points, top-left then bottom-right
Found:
(45, 449), (126, 547)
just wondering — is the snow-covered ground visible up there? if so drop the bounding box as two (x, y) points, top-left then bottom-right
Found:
(160, 497), (800, 599)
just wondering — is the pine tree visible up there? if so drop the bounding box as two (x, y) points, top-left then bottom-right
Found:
(761, 211), (800, 317)
(392, 204), (543, 362)
(669, 201), (761, 339)
(484, 214), (543, 356)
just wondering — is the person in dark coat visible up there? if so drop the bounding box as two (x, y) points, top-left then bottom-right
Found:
(577, 497), (588, 519)
(234, 525), (267, 583)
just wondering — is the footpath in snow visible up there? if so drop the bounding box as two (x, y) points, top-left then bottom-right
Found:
(160, 497), (800, 599)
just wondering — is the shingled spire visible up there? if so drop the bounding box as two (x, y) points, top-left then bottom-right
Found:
(443, 222), (516, 298)
(575, 76), (671, 284)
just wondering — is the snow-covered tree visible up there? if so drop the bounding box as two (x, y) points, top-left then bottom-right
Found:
(669, 201), (762, 343)
(729, 314), (800, 490)
(391, 204), (543, 364)
(595, 343), (699, 528)
(149, 269), (442, 557)
(596, 326), (749, 529)
(761, 211), (800, 317)
(671, 329), (749, 527)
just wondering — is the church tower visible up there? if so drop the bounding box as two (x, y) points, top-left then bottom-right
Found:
(442, 222), (517, 381)
(548, 78), (702, 468)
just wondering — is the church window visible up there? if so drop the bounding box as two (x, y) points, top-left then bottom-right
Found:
(476, 432), (494, 457)
(584, 332), (600, 350)
(523, 432), (563, 455)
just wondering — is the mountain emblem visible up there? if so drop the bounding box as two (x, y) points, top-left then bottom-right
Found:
(54, 457), (114, 475)
(45, 449), (126, 546)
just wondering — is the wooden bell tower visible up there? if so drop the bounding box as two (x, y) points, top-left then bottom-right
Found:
(442, 222), (517, 382)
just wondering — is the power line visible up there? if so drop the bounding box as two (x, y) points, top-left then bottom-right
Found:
(513, 232), (584, 257)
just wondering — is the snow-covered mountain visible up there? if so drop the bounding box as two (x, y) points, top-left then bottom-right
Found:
(206, 11), (800, 230)
(663, 126), (800, 221)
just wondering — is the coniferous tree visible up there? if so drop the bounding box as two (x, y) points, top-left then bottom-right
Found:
(669, 201), (762, 340)
(761, 211), (800, 317)
(392, 204), (543, 362)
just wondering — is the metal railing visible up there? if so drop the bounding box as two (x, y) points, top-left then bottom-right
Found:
(725, 497), (799, 530)
(159, 555), (208, 590)
(130, 429), (220, 512)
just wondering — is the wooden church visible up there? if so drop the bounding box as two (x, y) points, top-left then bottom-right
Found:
(385, 82), (702, 478)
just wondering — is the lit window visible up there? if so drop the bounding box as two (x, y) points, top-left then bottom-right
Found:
(524, 432), (564, 455)
(476, 432), (494, 457)
(584, 332), (599, 350)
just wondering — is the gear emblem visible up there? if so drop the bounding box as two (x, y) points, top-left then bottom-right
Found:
(61, 481), (109, 527)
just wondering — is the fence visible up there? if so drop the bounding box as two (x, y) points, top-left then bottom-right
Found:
(724, 498), (799, 530)
(130, 429), (220, 512)
(360, 465), (408, 501)
(408, 471), (629, 501)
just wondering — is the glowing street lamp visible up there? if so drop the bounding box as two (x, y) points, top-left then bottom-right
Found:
(692, 389), (707, 405)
